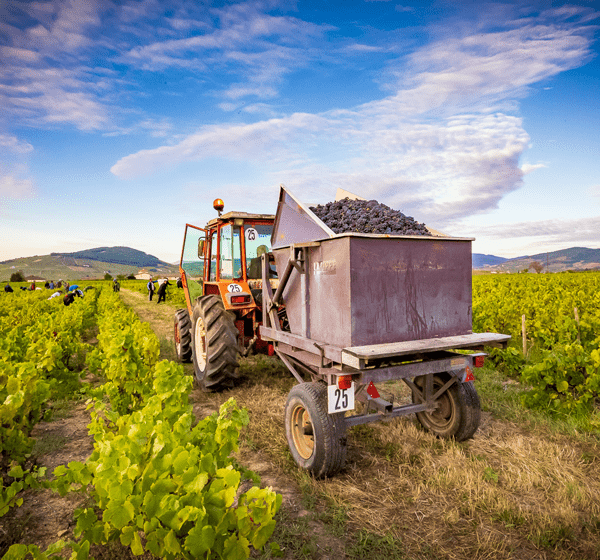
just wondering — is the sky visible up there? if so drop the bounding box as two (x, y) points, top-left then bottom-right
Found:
(1, 0), (599, 264)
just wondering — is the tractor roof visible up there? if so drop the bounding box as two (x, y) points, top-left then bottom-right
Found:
(206, 211), (275, 227)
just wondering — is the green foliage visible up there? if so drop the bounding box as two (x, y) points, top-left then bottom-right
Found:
(86, 290), (160, 414)
(103, 273), (112, 281)
(473, 272), (600, 418)
(0, 289), (99, 466)
(1, 466), (48, 518)
(5, 285), (280, 560)
(10, 271), (25, 283)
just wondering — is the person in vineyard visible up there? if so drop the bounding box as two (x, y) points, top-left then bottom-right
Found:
(147, 278), (156, 301)
(156, 279), (170, 304)
(4, 283), (13, 293)
(63, 289), (83, 306)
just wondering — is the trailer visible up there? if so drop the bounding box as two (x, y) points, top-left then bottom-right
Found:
(259, 187), (510, 477)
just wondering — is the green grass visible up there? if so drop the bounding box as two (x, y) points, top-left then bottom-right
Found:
(31, 433), (68, 457)
(346, 530), (407, 560)
(474, 364), (600, 438)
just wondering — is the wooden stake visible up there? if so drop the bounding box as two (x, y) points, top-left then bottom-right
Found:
(522, 314), (527, 355)
(574, 307), (581, 344)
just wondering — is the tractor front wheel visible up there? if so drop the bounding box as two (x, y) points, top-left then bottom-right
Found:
(285, 382), (347, 478)
(411, 373), (480, 441)
(174, 308), (192, 362)
(191, 295), (240, 391)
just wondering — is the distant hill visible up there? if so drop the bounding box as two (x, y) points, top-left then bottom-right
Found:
(1, 247), (178, 281)
(52, 246), (165, 268)
(478, 247), (600, 273)
(472, 253), (508, 268)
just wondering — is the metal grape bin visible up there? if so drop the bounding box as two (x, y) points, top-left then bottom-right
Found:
(260, 186), (510, 478)
(270, 187), (473, 348)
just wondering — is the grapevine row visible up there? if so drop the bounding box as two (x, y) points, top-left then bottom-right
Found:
(5, 287), (280, 560)
(473, 272), (600, 416)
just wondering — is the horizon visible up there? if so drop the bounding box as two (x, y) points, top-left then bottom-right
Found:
(4, 243), (600, 268)
(1, 0), (599, 263)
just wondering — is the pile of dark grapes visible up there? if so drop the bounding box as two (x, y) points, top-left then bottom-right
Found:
(309, 198), (431, 236)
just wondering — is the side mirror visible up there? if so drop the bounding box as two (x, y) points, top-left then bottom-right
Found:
(198, 239), (205, 258)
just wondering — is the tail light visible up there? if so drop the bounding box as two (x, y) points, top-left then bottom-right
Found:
(230, 294), (251, 304)
(337, 375), (353, 390)
(474, 355), (485, 368)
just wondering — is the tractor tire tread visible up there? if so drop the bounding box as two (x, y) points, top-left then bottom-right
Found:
(174, 308), (192, 362)
(192, 295), (240, 391)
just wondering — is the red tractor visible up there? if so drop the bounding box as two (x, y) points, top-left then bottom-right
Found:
(174, 198), (277, 390)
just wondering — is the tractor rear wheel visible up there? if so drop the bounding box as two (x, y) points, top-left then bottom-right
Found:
(191, 295), (240, 391)
(285, 382), (347, 478)
(411, 373), (480, 441)
(174, 308), (192, 362)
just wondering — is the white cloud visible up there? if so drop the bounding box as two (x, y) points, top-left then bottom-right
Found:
(0, 134), (33, 154)
(521, 163), (546, 175)
(589, 185), (600, 200)
(0, 174), (35, 200)
(109, 6), (597, 228)
(468, 215), (600, 246)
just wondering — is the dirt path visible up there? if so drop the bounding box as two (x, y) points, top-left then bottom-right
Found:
(119, 288), (177, 344)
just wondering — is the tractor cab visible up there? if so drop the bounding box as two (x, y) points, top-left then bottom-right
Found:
(176, 199), (276, 389)
(179, 199), (275, 313)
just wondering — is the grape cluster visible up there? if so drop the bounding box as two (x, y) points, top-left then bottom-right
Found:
(310, 198), (431, 236)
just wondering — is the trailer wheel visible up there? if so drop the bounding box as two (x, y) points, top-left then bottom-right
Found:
(174, 308), (192, 362)
(191, 295), (240, 391)
(412, 373), (481, 441)
(285, 383), (347, 478)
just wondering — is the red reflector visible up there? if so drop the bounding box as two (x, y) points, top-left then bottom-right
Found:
(366, 381), (380, 399)
(231, 295), (249, 304)
(337, 375), (352, 390)
(474, 355), (485, 368)
(463, 367), (475, 383)
(268, 344), (275, 356)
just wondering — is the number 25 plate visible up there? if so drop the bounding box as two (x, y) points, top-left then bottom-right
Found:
(327, 383), (355, 414)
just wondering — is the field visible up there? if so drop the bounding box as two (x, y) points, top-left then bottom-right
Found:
(1, 274), (600, 560)
(0, 254), (178, 283)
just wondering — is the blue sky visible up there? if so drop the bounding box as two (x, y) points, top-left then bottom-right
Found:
(1, 0), (599, 264)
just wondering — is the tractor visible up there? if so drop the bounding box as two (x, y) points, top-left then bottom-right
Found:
(175, 187), (510, 477)
(174, 198), (278, 391)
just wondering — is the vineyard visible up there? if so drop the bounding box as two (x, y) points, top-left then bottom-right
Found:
(2, 272), (600, 560)
(0, 286), (280, 560)
(473, 272), (600, 424)
(119, 281), (187, 308)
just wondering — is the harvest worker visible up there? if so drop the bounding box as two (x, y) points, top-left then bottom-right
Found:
(147, 278), (156, 301)
(4, 283), (13, 293)
(156, 279), (170, 304)
(63, 289), (83, 306)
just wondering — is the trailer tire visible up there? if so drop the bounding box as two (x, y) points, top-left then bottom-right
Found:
(412, 373), (481, 441)
(174, 308), (192, 362)
(285, 382), (347, 478)
(191, 295), (240, 391)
